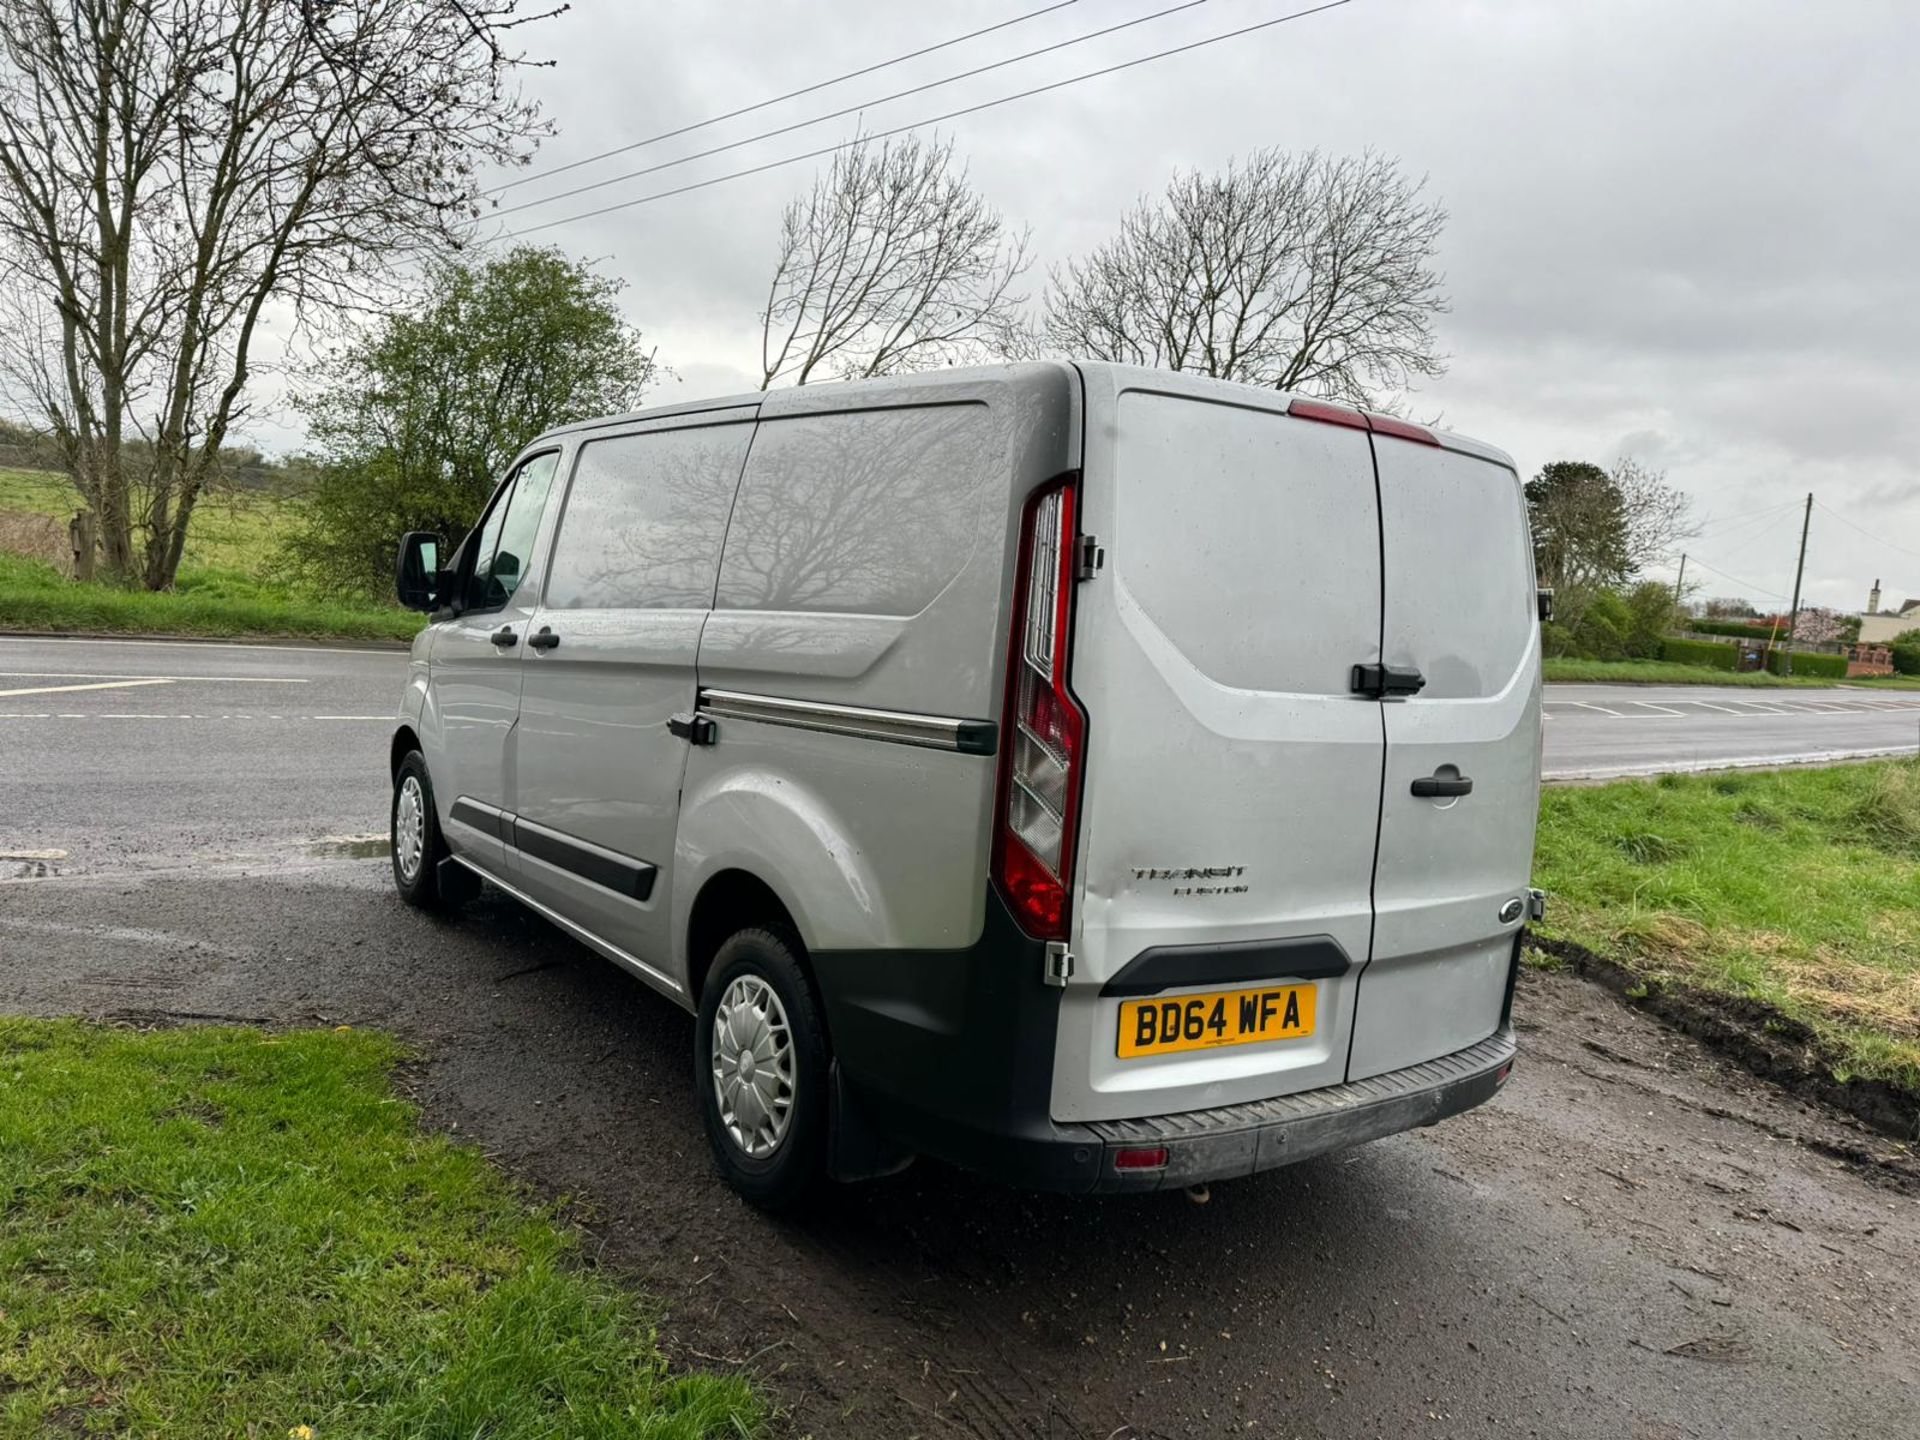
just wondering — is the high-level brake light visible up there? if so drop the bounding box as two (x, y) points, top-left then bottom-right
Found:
(993, 475), (1087, 941)
(1286, 397), (1439, 446)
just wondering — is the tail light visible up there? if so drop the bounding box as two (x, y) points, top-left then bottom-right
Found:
(993, 475), (1087, 940)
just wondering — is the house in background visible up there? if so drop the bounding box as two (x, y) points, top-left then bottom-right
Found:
(1856, 579), (1920, 644)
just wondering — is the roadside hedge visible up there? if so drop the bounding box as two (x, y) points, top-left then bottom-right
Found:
(1764, 648), (1848, 678)
(1660, 637), (1739, 670)
(1893, 645), (1920, 676)
(1689, 619), (1772, 639)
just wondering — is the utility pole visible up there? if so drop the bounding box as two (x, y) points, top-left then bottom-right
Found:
(1783, 492), (1813, 675)
(1673, 552), (1688, 610)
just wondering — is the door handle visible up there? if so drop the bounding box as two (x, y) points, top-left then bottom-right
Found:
(668, 712), (717, 746)
(1412, 770), (1473, 799)
(490, 626), (518, 647)
(1351, 663), (1426, 698)
(527, 627), (559, 651)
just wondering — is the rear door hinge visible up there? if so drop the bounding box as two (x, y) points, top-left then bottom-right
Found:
(1043, 940), (1074, 987)
(1076, 534), (1105, 580)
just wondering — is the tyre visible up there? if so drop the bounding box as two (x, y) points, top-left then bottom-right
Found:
(390, 751), (453, 910)
(696, 927), (830, 1210)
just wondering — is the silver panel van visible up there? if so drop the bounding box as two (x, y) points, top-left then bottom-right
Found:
(389, 362), (1541, 1207)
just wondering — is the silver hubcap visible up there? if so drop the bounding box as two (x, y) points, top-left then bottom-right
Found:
(394, 774), (426, 882)
(711, 975), (796, 1159)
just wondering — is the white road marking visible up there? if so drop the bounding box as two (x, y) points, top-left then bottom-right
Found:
(0, 712), (389, 722)
(0, 677), (175, 698)
(0, 634), (404, 656)
(1548, 743), (1920, 781)
(0, 848), (66, 860)
(0, 671), (307, 684)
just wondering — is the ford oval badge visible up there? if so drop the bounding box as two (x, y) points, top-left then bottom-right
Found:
(1499, 897), (1525, 925)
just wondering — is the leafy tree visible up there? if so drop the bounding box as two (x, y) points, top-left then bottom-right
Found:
(1527, 457), (1693, 639)
(1043, 149), (1448, 408)
(0, 0), (554, 588)
(287, 248), (659, 599)
(1622, 580), (1681, 658)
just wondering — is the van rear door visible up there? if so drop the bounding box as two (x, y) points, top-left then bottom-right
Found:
(1348, 432), (1539, 1079)
(1052, 368), (1386, 1125)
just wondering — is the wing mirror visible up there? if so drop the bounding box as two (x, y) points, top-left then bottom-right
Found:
(396, 531), (444, 612)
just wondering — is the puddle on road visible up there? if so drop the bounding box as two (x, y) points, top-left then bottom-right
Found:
(309, 834), (391, 860)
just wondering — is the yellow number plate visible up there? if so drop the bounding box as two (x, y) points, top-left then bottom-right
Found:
(1117, 984), (1317, 1059)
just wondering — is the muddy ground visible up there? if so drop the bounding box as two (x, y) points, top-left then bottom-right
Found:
(2, 858), (1915, 1438)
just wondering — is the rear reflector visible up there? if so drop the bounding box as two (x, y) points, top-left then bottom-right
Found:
(993, 476), (1088, 941)
(1113, 1146), (1170, 1171)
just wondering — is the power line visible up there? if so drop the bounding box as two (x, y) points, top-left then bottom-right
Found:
(1683, 553), (1791, 603)
(503, 0), (1356, 240)
(1691, 496), (1801, 543)
(486, 0), (1083, 197)
(1814, 498), (1920, 565)
(494, 0), (1219, 220)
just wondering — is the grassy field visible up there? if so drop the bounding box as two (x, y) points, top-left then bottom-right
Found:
(0, 467), (421, 642)
(1533, 760), (1920, 1092)
(0, 1017), (760, 1439)
(0, 466), (290, 573)
(0, 552), (422, 642)
(1542, 657), (1920, 689)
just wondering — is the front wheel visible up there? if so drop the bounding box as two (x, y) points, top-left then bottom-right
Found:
(391, 751), (452, 910)
(696, 928), (830, 1210)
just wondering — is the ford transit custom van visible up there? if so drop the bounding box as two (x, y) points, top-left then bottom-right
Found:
(388, 362), (1542, 1208)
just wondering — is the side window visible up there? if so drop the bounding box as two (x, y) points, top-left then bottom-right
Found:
(544, 423), (752, 610)
(715, 405), (990, 614)
(467, 451), (559, 611)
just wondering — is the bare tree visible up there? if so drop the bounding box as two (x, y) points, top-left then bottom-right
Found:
(1044, 149), (1447, 408)
(1609, 457), (1694, 579)
(0, 0), (555, 588)
(758, 135), (1030, 389)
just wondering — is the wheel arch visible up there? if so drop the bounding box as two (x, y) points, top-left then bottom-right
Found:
(684, 868), (805, 1012)
(390, 724), (421, 778)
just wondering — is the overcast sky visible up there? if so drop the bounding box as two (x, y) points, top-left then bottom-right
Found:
(298, 0), (1920, 612)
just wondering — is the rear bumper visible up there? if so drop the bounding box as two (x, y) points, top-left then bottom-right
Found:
(1072, 1024), (1515, 1192)
(814, 889), (1517, 1194)
(845, 1022), (1516, 1195)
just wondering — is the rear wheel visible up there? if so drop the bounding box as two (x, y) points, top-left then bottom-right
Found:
(391, 751), (452, 910)
(696, 928), (829, 1210)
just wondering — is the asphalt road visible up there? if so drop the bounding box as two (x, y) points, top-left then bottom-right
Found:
(1, 634), (402, 876)
(1543, 683), (1920, 780)
(6, 636), (1920, 1436)
(9, 636), (1920, 879)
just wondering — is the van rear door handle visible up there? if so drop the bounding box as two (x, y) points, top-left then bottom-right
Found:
(1412, 770), (1473, 798)
(1351, 663), (1426, 698)
(490, 626), (518, 647)
(527, 627), (559, 650)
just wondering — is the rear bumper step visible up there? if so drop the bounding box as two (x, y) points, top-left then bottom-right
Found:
(1076, 1025), (1516, 1192)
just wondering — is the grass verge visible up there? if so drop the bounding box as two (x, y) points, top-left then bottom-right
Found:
(0, 553), (421, 644)
(1543, 657), (1920, 689)
(1532, 760), (1920, 1114)
(0, 1018), (761, 1439)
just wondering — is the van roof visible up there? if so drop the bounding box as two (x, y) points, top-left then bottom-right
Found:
(527, 360), (1514, 471)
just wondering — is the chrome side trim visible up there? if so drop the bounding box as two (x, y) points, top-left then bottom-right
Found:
(698, 688), (997, 755)
(449, 854), (688, 1006)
